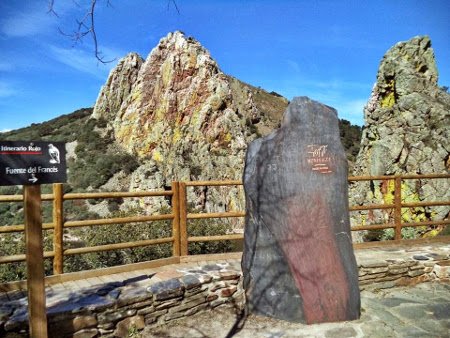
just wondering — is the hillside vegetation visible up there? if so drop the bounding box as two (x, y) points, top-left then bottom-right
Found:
(1, 107), (362, 191)
(0, 105), (362, 282)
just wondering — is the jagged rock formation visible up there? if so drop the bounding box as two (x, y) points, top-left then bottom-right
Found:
(93, 53), (144, 122)
(92, 31), (288, 214)
(351, 36), (449, 240)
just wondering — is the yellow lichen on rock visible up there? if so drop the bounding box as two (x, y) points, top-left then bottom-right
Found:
(172, 127), (182, 144)
(155, 102), (168, 122)
(400, 182), (426, 223)
(152, 150), (164, 162)
(380, 80), (396, 108)
(161, 59), (173, 87)
(131, 88), (141, 102)
(381, 92), (395, 108)
(224, 132), (233, 143)
(382, 179), (395, 205)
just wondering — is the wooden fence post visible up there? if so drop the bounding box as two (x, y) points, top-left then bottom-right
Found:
(24, 185), (48, 338)
(394, 175), (402, 240)
(179, 182), (188, 256)
(171, 182), (180, 257)
(52, 183), (64, 274)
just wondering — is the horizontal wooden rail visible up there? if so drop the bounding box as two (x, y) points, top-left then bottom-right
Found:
(402, 201), (450, 208)
(0, 193), (54, 202)
(63, 237), (174, 255)
(187, 211), (246, 219)
(64, 214), (174, 228)
(0, 191), (172, 202)
(64, 190), (172, 200)
(348, 175), (395, 181)
(0, 222), (54, 234)
(401, 219), (450, 228)
(0, 195), (24, 202)
(0, 257), (183, 292)
(185, 180), (243, 187)
(350, 224), (395, 232)
(187, 233), (244, 242)
(0, 251), (55, 264)
(348, 173), (450, 181)
(349, 204), (394, 211)
(400, 173), (450, 179)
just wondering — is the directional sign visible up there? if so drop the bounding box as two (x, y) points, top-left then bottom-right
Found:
(0, 141), (67, 186)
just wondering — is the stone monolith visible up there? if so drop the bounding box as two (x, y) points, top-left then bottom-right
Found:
(242, 96), (360, 324)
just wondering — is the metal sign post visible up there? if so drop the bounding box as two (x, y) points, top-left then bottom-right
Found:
(0, 141), (67, 338)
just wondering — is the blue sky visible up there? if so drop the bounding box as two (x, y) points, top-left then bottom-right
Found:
(0, 0), (449, 131)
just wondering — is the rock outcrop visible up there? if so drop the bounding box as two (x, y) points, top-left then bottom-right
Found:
(93, 53), (144, 122)
(351, 36), (449, 240)
(92, 31), (288, 214)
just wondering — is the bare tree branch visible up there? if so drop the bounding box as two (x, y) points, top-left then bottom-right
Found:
(47, 0), (59, 17)
(48, 0), (179, 64)
(168, 0), (180, 14)
(49, 0), (115, 64)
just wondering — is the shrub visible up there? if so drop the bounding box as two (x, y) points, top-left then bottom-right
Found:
(187, 218), (234, 255)
(63, 207), (173, 272)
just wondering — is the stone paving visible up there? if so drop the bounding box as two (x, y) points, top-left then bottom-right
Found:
(0, 241), (449, 337)
(143, 281), (450, 338)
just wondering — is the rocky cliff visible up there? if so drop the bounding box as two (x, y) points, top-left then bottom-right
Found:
(93, 52), (144, 122)
(92, 31), (288, 214)
(351, 36), (449, 240)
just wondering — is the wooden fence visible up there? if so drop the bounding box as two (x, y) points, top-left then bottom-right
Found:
(0, 174), (449, 279)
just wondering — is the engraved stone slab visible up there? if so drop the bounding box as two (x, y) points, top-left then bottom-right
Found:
(242, 96), (360, 324)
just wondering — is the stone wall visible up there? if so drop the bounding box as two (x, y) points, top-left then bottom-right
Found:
(1, 266), (244, 338)
(1, 249), (449, 337)
(358, 256), (449, 290)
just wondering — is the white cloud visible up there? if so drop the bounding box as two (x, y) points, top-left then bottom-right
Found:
(333, 99), (367, 125)
(1, 5), (55, 38)
(0, 1), (76, 39)
(0, 129), (11, 134)
(47, 45), (118, 79)
(305, 79), (370, 91)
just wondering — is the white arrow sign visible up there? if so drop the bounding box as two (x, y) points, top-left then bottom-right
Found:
(28, 175), (38, 183)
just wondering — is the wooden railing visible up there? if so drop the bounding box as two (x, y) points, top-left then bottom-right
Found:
(348, 174), (450, 241)
(179, 180), (245, 256)
(0, 183), (180, 275)
(0, 174), (449, 279)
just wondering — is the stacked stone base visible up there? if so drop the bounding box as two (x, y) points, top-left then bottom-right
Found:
(359, 258), (449, 290)
(1, 250), (449, 337)
(1, 266), (244, 338)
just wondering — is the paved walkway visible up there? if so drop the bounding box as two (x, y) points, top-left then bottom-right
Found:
(143, 281), (450, 338)
(1, 241), (449, 337)
(0, 257), (241, 303)
(1, 241), (449, 303)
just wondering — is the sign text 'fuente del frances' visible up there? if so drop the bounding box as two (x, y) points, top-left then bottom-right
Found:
(0, 141), (67, 186)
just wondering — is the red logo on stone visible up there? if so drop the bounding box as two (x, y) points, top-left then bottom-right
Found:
(307, 145), (333, 174)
